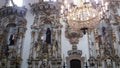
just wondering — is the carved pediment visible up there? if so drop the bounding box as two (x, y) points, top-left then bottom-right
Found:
(29, 2), (59, 15)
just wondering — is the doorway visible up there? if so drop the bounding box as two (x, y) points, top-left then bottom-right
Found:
(70, 59), (81, 68)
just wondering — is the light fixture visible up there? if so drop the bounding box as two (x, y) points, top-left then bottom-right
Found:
(61, 0), (120, 43)
(61, 0), (101, 47)
(61, 0), (100, 30)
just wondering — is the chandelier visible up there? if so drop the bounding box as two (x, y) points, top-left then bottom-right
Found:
(60, 0), (120, 47)
(61, 0), (101, 29)
(60, 0), (102, 46)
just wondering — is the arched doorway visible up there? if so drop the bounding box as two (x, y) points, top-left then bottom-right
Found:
(70, 59), (81, 68)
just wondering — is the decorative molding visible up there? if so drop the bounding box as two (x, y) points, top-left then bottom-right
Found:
(0, 6), (27, 18)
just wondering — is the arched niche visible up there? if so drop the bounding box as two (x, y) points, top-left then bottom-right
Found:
(6, 23), (17, 45)
(40, 22), (52, 41)
(39, 20), (54, 43)
(70, 59), (81, 68)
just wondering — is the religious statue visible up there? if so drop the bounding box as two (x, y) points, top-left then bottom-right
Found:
(102, 27), (106, 35)
(9, 33), (16, 45)
(45, 28), (51, 44)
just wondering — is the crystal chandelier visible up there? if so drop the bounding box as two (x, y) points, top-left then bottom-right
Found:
(61, 0), (100, 29)
(60, 0), (102, 46)
(61, 0), (120, 48)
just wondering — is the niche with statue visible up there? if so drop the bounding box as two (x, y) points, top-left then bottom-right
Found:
(0, 0), (27, 67)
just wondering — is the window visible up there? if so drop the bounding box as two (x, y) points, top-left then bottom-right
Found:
(9, 0), (23, 7)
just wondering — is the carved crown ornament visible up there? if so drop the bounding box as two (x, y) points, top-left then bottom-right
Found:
(30, 1), (62, 31)
(29, 1), (60, 15)
(68, 50), (82, 56)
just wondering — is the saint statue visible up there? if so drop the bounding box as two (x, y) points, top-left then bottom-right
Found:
(102, 27), (106, 35)
(45, 28), (51, 44)
(9, 33), (15, 45)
